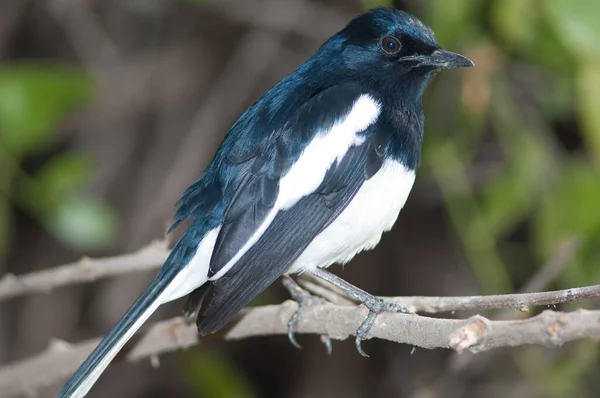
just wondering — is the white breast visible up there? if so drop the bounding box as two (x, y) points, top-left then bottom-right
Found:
(287, 159), (416, 274)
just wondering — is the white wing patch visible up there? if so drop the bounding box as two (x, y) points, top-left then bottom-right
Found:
(278, 94), (380, 210)
(209, 94), (381, 280)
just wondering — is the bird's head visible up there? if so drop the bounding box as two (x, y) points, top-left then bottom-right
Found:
(332, 8), (473, 100)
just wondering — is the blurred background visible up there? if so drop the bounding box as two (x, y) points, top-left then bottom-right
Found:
(1, 0), (600, 397)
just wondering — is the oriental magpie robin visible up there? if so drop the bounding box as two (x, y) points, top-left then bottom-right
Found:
(57, 8), (473, 397)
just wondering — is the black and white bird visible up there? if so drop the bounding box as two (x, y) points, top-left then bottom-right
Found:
(57, 7), (473, 398)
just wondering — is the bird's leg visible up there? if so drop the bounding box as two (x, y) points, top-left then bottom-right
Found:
(281, 275), (332, 354)
(310, 267), (412, 357)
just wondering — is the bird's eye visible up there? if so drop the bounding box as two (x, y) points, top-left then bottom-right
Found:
(380, 36), (401, 55)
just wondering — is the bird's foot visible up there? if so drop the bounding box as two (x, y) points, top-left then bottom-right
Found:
(354, 296), (411, 357)
(309, 267), (412, 357)
(281, 275), (333, 354)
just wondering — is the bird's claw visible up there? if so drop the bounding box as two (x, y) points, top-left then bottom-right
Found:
(287, 307), (303, 349)
(355, 309), (377, 357)
(282, 276), (332, 353)
(354, 297), (412, 357)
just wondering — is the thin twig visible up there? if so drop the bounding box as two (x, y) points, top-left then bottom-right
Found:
(384, 284), (600, 313)
(0, 241), (169, 301)
(0, 302), (599, 398)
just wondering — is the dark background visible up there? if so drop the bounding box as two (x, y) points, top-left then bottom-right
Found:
(1, 0), (600, 397)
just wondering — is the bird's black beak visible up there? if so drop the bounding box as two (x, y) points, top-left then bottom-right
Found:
(423, 49), (474, 69)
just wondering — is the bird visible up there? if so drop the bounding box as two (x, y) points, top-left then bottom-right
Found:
(57, 7), (473, 398)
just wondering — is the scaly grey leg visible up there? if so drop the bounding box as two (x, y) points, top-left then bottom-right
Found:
(310, 267), (412, 357)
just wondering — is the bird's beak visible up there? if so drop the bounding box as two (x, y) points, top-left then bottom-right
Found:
(423, 49), (474, 69)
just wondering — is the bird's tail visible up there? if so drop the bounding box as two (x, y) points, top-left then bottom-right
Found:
(56, 266), (186, 398)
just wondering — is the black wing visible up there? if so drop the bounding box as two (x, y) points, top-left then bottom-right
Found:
(196, 140), (382, 334)
(207, 83), (367, 278)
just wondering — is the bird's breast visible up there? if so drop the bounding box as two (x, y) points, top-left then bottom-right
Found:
(288, 159), (416, 273)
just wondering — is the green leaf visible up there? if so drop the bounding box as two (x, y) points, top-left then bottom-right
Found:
(0, 63), (92, 156)
(46, 198), (117, 251)
(183, 351), (256, 398)
(19, 153), (94, 213)
(545, 0), (600, 61)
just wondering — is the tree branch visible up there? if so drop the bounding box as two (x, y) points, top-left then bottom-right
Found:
(1, 240), (599, 397)
(383, 284), (600, 313)
(2, 241), (600, 313)
(1, 301), (599, 398)
(0, 241), (169, 301)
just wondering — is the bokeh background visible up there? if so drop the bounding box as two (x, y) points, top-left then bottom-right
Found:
(1, 0), (600, 397)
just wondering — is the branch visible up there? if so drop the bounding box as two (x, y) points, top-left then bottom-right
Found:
(1, 301), (599, 397)
(2, 240), (600, 313)
(1, 239), (598, 397)
(383, 284), (600, 313)
(297, 273), (600, 314)
(0, 241), (169, 301)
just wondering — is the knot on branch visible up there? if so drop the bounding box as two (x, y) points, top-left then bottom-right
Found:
(448, 315), (490, 353)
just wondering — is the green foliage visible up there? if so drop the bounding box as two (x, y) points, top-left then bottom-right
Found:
(46, 198), (118, 252)
(428, 141), (512, 294)
(491, 0), (537, 50)
(0, 62), (117, 253)
(18, 153), (94, 212)
(422, 0), (600, 291)
(535, 163), (600, 255)
(421, 3), (600, 390)
(0, 64), (92, 157)
(544, 1), (600, 163)
(545, 0), (600, 62)
(534, 163), (600, 286)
